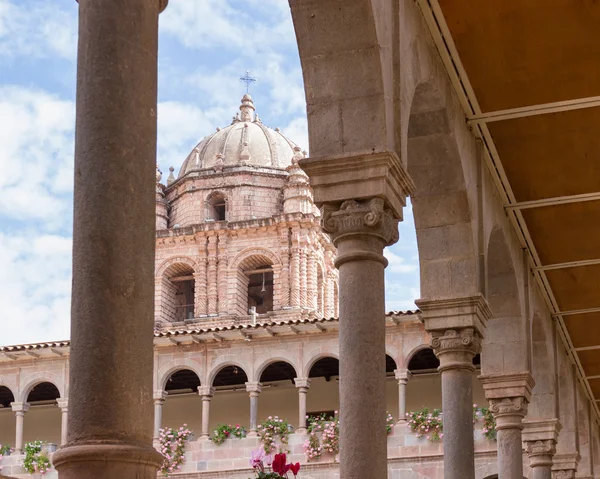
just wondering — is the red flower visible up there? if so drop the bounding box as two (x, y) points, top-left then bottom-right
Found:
(289, 462), (301, 476)
(271, 453), (287, 475)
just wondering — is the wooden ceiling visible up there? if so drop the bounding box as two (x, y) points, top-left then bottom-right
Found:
(420, 0), (600, 406)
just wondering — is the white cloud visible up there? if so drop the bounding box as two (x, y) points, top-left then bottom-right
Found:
(0, 85), (74, 227)
(0, 0), (77, 60)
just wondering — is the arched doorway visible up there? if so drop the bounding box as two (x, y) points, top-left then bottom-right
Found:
(0, 386), (15, 447)
(24, 382), (61, 446)
(307, 357), (340, 420)
(210, 365), (249, 432)
(162, 369), (202, 435)
(258, 361), (297, 425)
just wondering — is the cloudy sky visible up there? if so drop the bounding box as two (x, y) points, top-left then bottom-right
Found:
(0, 0), (419, 346)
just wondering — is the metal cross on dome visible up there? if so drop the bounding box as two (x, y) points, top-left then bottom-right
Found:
(239, 70), (257, 93)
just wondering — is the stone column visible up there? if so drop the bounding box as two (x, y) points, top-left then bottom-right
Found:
(57, 399), (69, 446)
(207, 236), (218, 315)
(480, 372), (535, 479)
(52, 1), (167, 477)
(11, 402), (29, 454)
(198, 386), (215, 439)
(299, 248), (308, 307)
(246, 382), (262, 437)
(523, 419), (561, 479)
(290, 246), (301, 308)
(417, 296), (491, 479)
(294, 378), (310, 433)
(301, 151), (414, 479)
(152, 391), (167, 447)
(217, 234), (228, 315)
(394, 369), (410, 423)
(307, 252), (317, 311)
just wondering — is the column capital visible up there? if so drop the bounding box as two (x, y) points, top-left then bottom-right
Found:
(524, 439), (557, 468)
(394, 369), (410, 383)
(294, 378), (311, 389)
(430, 328), (482, 372)
(11, 402), (30, 413)
(416, 294), (491, 336)
(299, 150), (415, 220)
(153, 390), (168, 402)
(523, 418), (561, 443)
(479, 372), (535, 402)
(57, 399), (69, 410)
(197, 386), (215, 398)
(76, 0), (169, 12)
(321, 198), (400, 253)
(245, 381), (262, 394)
(552, 452), (580, 478)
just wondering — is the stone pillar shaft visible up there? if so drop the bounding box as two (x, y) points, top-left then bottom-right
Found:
(299, 249), (307, 307)
(58, 399), (69, 446)
(295, 378), (310, 433)
(12, 402), (29, 454)
(523, 420), (560, 479)
(246, 382), (262, 436)
(290, 247), (301, 307)
(394, 369), (410, 422)
(152, 391), (167, 447)
(52, 0), (166, 477)
(198, 387), (215, 439)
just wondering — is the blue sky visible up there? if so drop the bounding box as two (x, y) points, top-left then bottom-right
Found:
(0, 0), (419, 346)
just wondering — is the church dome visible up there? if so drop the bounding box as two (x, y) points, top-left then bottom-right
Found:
(178, 95), (298, 178)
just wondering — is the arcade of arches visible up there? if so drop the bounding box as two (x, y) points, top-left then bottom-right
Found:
(2, 0), (600, 478)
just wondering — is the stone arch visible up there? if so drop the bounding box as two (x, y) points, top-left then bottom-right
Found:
(157, 359), (203, 390)
(482, 226), (526, 375)
(406, 82), (479, 300)
(19, 377), (63, 403)
(254, 357), (299, 383)
(208, 361), (250, 387)
(290, 0), (393, 157)
(385, 345), (400, 369)
(156, 257), (198, 323)
(0, 384), (16, 408)
(404, 344), (433, 369)
(305, 352), (340, 378)
(230, 248), (281, 316)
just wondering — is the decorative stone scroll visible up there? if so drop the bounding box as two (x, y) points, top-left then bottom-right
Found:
(321, 197), (399, 249)
(430, 328), (482, 372)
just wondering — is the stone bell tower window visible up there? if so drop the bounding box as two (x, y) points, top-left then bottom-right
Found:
(207, 193), (227, 221)
(247, 266), (274, 314)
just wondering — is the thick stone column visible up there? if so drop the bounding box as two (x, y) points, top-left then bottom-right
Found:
(480, 372), (535, 479)
(301, 151), (414, 479)
(246, 382), (262, 436)
(52, 1), (166, 477)
(152, 391), (167, 447)
(198, 386), (215, 439)
(57, 399), (69, 446)
(417, 296), (491, 479)
(294, 378), (310, 433)
(394, 369), (410, 423)
(11, 402), (29, 454)
(523, 419), (561, 479)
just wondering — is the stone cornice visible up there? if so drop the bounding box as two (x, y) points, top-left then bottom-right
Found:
(523, 418), (562, 443)
(416, 294), (491, 335)
(479, 371), (535, 401)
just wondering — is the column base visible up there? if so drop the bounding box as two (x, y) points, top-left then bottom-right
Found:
(295, 428), (307, 435)
(247, 431), (258, 437)
(53, 441), (163, 479)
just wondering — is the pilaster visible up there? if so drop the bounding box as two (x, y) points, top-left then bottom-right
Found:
(523, 418), (561, 469)
(551, 452), (579, 479)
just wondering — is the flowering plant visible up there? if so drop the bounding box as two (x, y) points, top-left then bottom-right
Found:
(386, 412), (395, 434)
(258, 416), (291, 454)
(211, 424), (247, 445)
(0, 444), (12, 456)
(159, 424), (193, 476)
(22, 441), (51, 475)
(406, 407), (443, 441)
(473, 405), (497, 440)
(249, 450), (300, 478)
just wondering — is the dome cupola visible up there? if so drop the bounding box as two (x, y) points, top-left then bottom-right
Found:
(177, 95), (298, 178)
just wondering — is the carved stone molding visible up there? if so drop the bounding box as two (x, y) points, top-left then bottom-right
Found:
(394, 369), (410, 384)
(245, 381), (262, 395)
(552, 470), (575, 479)
(321, 198), (399, 252)
(416, 294), (490, 337)
(153, 390), (168, 403)
(430, 328), (482, 372)
(197, 386), (215, 398)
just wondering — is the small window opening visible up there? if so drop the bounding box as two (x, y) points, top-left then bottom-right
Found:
(172, 276), (195, 320)
(247, 266), (273, 314)
(208, 194), (227, 221)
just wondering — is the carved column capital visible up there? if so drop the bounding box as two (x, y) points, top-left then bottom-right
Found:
(552, 452), (580, 479)
(488, 397), (528, 429)
(153, 390), (168, 403)
(430, 328), (482, 372)
(525, 439), (557, 467)
(57, 398), (69, 411)
(552, 470), (575, 479)
(394, 369), (411, 384)
(321, 198), (400, 255)
(245, 381), (262, 396)
(11, 402), (30, 414)
(294, 378), (311, 390)
(197, 386), (215, 399)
